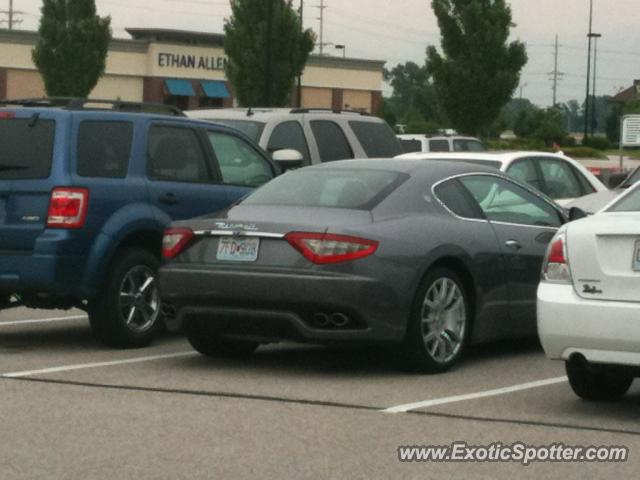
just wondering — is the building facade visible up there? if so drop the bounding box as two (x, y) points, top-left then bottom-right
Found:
(0, 28), (384, 113)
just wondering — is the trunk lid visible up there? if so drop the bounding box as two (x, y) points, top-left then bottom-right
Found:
(568, 212), (640, 302)
(176, 205), (373, 267)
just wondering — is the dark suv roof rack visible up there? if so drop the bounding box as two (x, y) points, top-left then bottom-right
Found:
(0, 98), (185, 116)
(289, 107), (371, 116)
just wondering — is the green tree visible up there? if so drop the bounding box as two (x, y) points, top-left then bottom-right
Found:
(514, 106), (566, 144)
(32, 0), (111, 97)
(426, 0), (527, 135)
(384, 61), (440, 124)
(224, 0), (315, 107)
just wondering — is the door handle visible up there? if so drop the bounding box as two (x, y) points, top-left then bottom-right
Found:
(505, 240), (522, 250)
(158, 193), (178, 205)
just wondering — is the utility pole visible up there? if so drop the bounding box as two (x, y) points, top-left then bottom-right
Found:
(297, 0), (304, 107)
(549, 35), (564, 107)
(584, 0), (594, 141)
(0, 0), (25, 29)
(589, 33), (602, 136)
(316, 0), (328, 55)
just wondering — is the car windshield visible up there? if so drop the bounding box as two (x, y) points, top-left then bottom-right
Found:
(0, 117), (55, 179)
(607, 184), (640, 212)
(203, 119), (266, 142)
(242, 168), (407, 210)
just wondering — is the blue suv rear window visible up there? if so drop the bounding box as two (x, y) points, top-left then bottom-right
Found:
(0, 117), (55, 179)
(77, 121), (133, 178)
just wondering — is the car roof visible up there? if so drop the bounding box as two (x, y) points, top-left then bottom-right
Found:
(395, 150), (565, 165)
(308, 158), (499, 179)
(186, 108), (382, 122)
(396, 134), (480, 141)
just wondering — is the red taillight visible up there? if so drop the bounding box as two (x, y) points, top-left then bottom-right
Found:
(285, 232), (378, 264)
(0, 112), (16, 119)
(47, 187), (89, 229)
(547, 237), (566, 264)
(542, 233), (571, 283)
(163, 228), (194, 259)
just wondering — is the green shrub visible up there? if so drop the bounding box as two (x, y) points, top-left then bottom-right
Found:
(562, 147), (607, 159)
(486, 138), (546, 151)
(583, 136), (610, 150)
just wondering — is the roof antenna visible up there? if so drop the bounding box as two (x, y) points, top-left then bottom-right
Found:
(246, 107), (254, 117)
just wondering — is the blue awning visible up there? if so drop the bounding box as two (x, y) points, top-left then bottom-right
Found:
(201, 81), (230, 99)
(164, 79), (195, 97)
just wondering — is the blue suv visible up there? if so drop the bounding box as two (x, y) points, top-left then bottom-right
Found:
(0, 99), (278, 347)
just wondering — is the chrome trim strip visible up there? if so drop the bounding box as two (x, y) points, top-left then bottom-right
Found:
(193, 230), (285, 239)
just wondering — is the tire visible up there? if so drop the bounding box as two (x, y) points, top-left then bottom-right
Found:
(401, 267), (471, 373)
(185, 317), (259, 358)
(89, 248), (162, 348)
(565, 359), (633, 401)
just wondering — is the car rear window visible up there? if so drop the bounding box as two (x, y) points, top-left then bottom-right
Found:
(453, 139), (486, 152)
(243, 168), (407, 210)
(349, 121), (402, 157)
(607, 186), (640, 212)
(399, 139), (422, 153)
(0, 117), (55, 179)
(77, 121), (133, 178)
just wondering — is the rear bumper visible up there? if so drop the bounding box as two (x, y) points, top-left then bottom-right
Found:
(159, 264), (408, 343)
(0, 251), (89, 297)
(537, 282), (640, 367)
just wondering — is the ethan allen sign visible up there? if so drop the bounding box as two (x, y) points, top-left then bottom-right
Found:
(158, 52), (228, 71)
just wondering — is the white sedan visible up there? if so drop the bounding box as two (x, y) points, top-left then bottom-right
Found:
(537, 183), (640, 400)
(396, 151), (607, 206)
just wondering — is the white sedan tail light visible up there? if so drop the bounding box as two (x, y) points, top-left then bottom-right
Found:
(541, 232), (572, 283)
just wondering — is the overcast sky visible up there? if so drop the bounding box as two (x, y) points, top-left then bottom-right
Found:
(9, 0), (640, 106)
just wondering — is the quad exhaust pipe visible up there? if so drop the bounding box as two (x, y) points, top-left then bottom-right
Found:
(312, 312), (351, 329)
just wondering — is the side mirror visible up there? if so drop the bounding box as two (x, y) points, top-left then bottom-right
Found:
(568, 206), (588, 221)
(272, 149), (303, 171)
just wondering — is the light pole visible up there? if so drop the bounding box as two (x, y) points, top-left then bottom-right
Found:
(589, 32), (602, 136)
(519, 82), (528, 100)
(297, 0), (304, 107)
(584, 0), (594, 141)
(334, 44), (346, 58)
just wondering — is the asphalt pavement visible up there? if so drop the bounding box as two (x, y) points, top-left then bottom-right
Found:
(1, 307), (639, 479)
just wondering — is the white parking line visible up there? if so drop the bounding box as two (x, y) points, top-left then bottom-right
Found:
(1, 351), (197, 378)
(0, 315), (87, 327)
(384, 376), (568, 413)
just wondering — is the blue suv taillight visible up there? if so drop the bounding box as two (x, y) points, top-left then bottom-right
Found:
(46, 187), (90, 229)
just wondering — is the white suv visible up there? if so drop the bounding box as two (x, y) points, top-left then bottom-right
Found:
(187, 108), (402, 167)
(397, 134), (486, 153)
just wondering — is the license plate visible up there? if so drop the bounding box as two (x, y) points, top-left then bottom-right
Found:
(216, 237), (260, 262)
(633, 241), (640, 271)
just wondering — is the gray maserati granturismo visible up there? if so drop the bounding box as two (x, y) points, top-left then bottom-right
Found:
(159, 159), (570, 372)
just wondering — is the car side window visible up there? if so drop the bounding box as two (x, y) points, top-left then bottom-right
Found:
(148, 125), (212, 183)
(507, 159), (544, 192)
(310, 120), (354, 162)
(433, 179), (485, 220)
(77, 121), (133, 178)
(267, 121), (311, 166)
(459, 175), (562, 228)
(207, 131), (274, 187)
(429, 139), (450, 152)
(538, 158), (583, 199)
